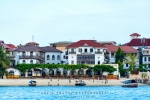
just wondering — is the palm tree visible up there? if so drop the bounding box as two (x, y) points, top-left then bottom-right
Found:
(124, 53), (138, 74)
(0, 46), (10, 79)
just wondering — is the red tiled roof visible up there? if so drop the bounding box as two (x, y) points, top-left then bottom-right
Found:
(120, 46), (138, 53)
(66, 40), (104, 48)
(127, 38), (150, 46)
(6, 44), (17, 48)
(26, 42), (39, 45)
(104, 45), (118, 53)
(130, 33), (141, 36)
(104, 45), (138, 53)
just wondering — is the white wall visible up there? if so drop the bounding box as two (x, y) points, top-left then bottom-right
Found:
(6, 68), (20, 76)
(95, 54), (104, 64)
(45, 52), (61, 64)
(68, 54), (77, 64)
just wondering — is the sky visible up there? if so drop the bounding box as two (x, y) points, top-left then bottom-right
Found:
(0, 0), (150, 46)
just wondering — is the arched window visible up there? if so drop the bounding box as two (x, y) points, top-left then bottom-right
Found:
(98, 61), (100, 64)
(57, 55), (60, 60)
(30, 51), (33, 56)
(47, 55), (50, 60)
(23, 60), (26, 64)
(30, 60), (33, 64)
(52, 55), (55, 60)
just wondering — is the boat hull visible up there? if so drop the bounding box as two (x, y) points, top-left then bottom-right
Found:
(75, 84), (86, 86)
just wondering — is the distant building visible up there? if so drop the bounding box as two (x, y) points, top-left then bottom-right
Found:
(123, 33), (150, 68)
(66, 40), (106, 65)
(104, 44), (139, 69)
(15, 42), (62, 64)
(50, 41), (74, 64)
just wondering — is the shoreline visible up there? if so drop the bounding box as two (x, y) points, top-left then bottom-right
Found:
(0, 78), (148, 86)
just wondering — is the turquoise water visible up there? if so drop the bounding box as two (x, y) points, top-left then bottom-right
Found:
(0, 86), (150, 100)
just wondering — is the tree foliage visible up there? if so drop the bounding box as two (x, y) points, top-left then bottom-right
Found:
(0, 46), (11, 78)
(115, 47), (125, 63)
(124, 53), (138, 73)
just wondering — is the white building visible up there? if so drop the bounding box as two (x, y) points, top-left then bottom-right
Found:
(15, 42), (62, 64)
(66, 40), (106, 65)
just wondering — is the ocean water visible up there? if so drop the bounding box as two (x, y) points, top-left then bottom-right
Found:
(0, 86), (150, 100)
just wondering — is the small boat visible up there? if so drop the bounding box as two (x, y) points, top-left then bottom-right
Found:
(75, 79), (86, 86)
(122, 79), (138, 87)
(28, 80), (36, 86)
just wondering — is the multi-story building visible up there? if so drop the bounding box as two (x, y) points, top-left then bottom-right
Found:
(50, 41), (74, 64)
(104, 44), (139, 69)
(15, 42), (62, 64)
(123, 33), (150, 68)
(66, 40), (106, 65)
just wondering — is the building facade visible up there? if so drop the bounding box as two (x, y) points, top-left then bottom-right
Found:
(66, 40), (106, 65)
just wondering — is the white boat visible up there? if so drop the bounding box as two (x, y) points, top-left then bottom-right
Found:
(122, 79), (138, 87)
(28, 80), (36, 86)
(75, 79), (86, 86)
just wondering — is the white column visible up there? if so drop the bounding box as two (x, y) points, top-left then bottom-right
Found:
(25, 71), (28, 77)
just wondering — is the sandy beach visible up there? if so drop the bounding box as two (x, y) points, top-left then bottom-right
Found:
(0, 78), (147, 86)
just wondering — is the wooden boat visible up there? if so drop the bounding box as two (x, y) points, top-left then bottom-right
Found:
(122, 79), (138, 87)
(28, 80), (36, 86)
(75, 79), (86, 86)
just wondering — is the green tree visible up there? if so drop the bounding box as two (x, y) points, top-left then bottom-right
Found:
(118, 60), (126, 77)
(124, 53), (138, 74)
(115, 47), (125, 63)
(0, 46), (11, 79)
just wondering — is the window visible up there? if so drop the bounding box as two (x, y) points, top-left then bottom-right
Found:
(144, 57), (147, 61)
(22, 51), (25, 56)
(22, 60), (26, 64)
(84, 49), (87, 53)
(71, 48), (74, 52)
(9, 70), (14, 75)
(126, 63), (129, 67)
(78, 48), (82, 52)
(63, 55), (65, 59)
(47, 55), (50, 60)
(90, 48), (93, 52)
(52, 55), (55, 60)
(30, 51), (33, 56)
(30, 60), (33, 64)
(149, 57), (150, 61)
(97, 49), (100, 52)
(148, 64), (150, 68)
(98, 61), (100, 64)
(111, 53), (114, 57)
(71, 60), (74, 64)
(57, 55), (60, 60)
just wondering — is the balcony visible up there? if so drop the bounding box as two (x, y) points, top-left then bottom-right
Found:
(8, 55), (15, 60)
(95, 51), (103, 54)
(143, 53), (150, 55)
(19, 55), (44, 61)
(69, 51), (76, 54)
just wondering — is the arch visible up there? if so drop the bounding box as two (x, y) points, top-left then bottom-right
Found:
(9, 70), (14, 75)
(57, 55), (60, 60)
(27, 70), (32, 76)
(70, 70), (76, 75)
(22, 60), (26, 64)
(47, 55), (50, 60)
(86, 69), (91, 76)
(78, 69), (84, 75)
(56, 69), (61, 76)
(52, 55), (55, 60)
(49, 70), (54, 75)
(30, 60), (33, 64)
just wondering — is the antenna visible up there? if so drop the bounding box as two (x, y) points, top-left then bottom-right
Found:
(32, 35), (34, 42)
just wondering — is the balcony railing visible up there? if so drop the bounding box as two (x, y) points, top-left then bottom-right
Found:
(69, 52), (76, 54)
(143, 53), (150, 55)
(95, 51), (103, 54)
(19, 55), (44, 61)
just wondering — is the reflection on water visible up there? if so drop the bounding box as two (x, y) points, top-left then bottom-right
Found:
(0, 86), (150, 100)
